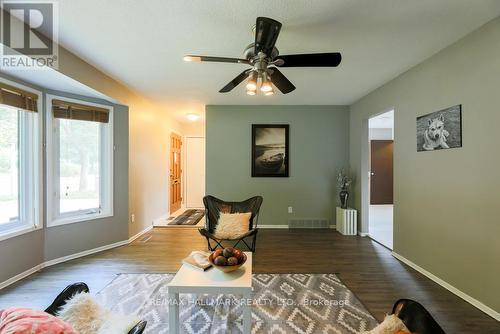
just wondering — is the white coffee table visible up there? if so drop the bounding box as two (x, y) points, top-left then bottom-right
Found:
(168, 252), (253, 334)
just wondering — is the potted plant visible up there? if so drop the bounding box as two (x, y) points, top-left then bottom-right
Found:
(337, 169), (353, 209)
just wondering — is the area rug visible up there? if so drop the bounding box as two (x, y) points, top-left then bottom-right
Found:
(96, 273), (378, 334)
(167, 209), (204, 225)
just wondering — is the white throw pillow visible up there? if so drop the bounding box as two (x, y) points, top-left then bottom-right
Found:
(57, 292), (139, 334)
(214, 212), (251, 239)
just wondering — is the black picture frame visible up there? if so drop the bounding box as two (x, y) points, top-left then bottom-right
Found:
(252, 124), (289, 177)
(416, 104), (462, 152)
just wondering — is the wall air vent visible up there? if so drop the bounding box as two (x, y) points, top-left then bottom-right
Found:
(288, 218), (331, 229)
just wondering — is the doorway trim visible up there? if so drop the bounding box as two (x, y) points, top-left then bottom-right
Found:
(360, 107), (395, 236)
(169, 130), (183, 215)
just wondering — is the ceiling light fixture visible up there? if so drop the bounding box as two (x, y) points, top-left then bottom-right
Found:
(246, 89), (256, 96)
(264, 88), (274, 96)
(260, 72), (273, 93)
(246, 71), (258, 91)
(186, 113), (200, 121)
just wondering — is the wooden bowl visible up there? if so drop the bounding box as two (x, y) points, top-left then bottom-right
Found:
(208, 252), (247, 273)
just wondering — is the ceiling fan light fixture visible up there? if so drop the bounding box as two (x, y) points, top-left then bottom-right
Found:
(261, 81), (273, 93)
(264, 88), (274, 96)
(185, 17), (341, 95)
(260, 72), (273, 92)
(245, 71), (258, 90)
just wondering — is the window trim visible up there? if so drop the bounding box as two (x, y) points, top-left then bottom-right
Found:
(0, 224), (42, 242)
(0, 77), (43, 240)
(46, 94), (114, 227)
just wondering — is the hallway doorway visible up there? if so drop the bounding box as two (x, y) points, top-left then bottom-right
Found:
(368, 110), (394, 249)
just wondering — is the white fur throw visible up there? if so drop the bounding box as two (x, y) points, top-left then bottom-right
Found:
(57, 292), (139, 334)
(363, 314), (409, 334)
(214, 212), (251, 239)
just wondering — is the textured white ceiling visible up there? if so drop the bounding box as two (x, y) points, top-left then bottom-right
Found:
(56, 0), (500, 118)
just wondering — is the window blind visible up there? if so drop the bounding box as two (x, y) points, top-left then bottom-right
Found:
(52, 99), (110, 123)
(0, 82), (38, 112)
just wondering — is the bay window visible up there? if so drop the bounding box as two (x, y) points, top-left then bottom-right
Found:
(0, 81), (41, 239)
(47, 96), (113, 226)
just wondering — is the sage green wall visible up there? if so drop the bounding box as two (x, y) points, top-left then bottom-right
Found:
(206, 105), (349, 227)
(350, 17), (500, 313)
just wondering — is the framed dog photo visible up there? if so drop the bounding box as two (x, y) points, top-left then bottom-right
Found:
(416, 105), (462, 152)
(252, 124), (289, 177)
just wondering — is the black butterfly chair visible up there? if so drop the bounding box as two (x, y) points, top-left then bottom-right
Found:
(45, 282), (147, 334)
(392, 299), (445, 334)
(199, 195), (263, 252)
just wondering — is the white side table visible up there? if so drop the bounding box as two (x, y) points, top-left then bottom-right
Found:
(167, 252), (253, 334)
(336, 207), (358, 235)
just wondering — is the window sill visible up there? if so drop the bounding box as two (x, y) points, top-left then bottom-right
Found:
(48, 212), (113, 228)
(0, 225), (42, 242)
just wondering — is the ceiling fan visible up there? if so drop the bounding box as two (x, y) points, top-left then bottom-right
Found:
(183, 17), (342, 96)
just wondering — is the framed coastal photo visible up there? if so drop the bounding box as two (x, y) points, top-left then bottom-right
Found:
(252, 124), (289, 177)
(416, 105), (462, 152)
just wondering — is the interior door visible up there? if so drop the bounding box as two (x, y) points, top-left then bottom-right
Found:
(185, 137), (205, 208)
(370, 140), (394, 205)
(170, 133), (182, 213)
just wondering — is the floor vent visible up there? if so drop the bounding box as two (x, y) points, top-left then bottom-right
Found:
(288, 218), (330, 229)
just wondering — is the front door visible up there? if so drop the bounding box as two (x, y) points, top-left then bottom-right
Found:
(370, 140), (394, 205)
(170, 133), (182, 213)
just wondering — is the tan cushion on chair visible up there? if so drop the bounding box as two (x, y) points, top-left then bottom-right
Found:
(214, 212), (251, 239)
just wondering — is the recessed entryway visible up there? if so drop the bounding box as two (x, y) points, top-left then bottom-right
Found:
(154, 129), (206, 228)
(368, 110), (394, 249)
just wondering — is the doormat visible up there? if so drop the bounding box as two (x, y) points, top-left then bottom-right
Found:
(167, 209), (204, 226)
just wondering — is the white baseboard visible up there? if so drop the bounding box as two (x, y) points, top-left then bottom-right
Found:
(43, 239), (129, 267)
(129, 225), (153, 243)
(392, 252), (500, 321)
(0, 225), (153, 291)
(358, 231), (369, 237)
(0, 264), (43, 290)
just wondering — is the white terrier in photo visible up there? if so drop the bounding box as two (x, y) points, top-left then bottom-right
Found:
(423, 114), (449, 150)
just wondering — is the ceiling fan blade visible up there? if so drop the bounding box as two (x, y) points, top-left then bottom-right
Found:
(219, 70), (251, 93)
(184, 55), (250, 64)
(254, 17), (282, 56)
(275, 52), (342, 67)
(269, 67), (295, 94)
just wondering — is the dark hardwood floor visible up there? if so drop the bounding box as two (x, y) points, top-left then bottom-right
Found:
(0, 228), (498, 332)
